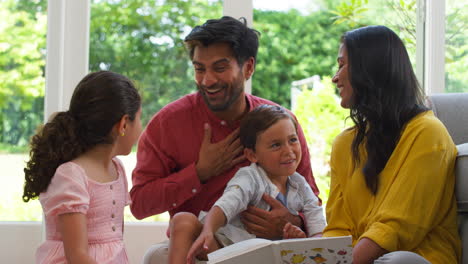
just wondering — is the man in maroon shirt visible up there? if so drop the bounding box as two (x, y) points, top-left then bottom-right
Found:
(131, 16), (320, 263)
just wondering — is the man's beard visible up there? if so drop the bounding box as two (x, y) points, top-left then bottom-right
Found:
(198, 73), (244, 112)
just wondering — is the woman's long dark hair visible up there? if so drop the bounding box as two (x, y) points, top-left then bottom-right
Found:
(23, 71), (141, 202)
(344, 26), (427, 194)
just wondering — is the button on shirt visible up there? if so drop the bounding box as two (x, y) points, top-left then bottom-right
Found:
(37, 158), (131, 264)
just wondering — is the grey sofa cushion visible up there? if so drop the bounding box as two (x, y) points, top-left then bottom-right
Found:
(457, 143), (468, 213)
(428, 93), (468, 145)
(428, 94), (468, 263)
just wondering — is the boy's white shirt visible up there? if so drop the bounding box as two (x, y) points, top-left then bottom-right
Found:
(211, 163), (326, 242)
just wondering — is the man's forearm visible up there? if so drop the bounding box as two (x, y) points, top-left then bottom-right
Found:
(130, 164), (202, 219)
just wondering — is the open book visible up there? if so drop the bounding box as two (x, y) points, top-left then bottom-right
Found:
(207, 236), (352, 264)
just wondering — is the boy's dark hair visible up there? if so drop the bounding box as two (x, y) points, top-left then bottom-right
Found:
(23, 71), (141, 202)
(240, 104), (297, 150)
(184, 16), (260, 67)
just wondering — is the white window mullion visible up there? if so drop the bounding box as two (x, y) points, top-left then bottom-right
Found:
(416, 0), (425, 90)
(43, 0), (90, 241)
(418, 0), (445, 95)
(45, 0), (90, 119)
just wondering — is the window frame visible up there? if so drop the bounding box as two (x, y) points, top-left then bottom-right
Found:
(416, 0), (446, 94)
(46, 0), (448, 112)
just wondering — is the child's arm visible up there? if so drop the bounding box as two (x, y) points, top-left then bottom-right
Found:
(186, 206), (226, 264)
(283, 222), (306, 239)
(58, 213), (97, 264)
(283, 222), (322, 239)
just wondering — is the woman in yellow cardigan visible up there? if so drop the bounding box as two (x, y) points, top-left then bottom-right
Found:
(323, 26), (461, 264)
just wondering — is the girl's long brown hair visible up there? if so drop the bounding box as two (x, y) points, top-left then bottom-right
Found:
(23, 71), (141, 202)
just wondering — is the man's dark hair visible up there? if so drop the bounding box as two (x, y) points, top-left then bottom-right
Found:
(184, 16), (260, 66)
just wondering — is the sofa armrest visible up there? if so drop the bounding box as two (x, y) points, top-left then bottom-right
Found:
(456, 143), (468, 213)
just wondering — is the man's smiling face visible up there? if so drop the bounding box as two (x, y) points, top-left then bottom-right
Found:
(192, 42), (246, 112)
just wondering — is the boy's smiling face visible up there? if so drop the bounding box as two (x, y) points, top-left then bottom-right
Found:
(245, 118), (302, 181)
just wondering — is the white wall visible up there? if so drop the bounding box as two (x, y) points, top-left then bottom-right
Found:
(0, 222), (168, 264)
(124, 222), (169, 264)
(0, 222), (42, 263)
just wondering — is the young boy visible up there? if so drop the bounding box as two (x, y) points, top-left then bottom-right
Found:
(168, 105), (326, 264)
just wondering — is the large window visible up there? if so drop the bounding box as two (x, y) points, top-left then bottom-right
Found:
(89, 0), (223, 221)
(2, 0), (461, 221)
(445, 0), (468, 93)
(252, 0), (351, 202)
(0, 0), (47, 221)
(252, 0), (419, 204)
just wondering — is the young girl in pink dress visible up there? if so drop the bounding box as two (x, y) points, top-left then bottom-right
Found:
(22, 71), (142, 264)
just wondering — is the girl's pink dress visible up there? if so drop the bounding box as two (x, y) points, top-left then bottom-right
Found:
(35, 158), (131, 264)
